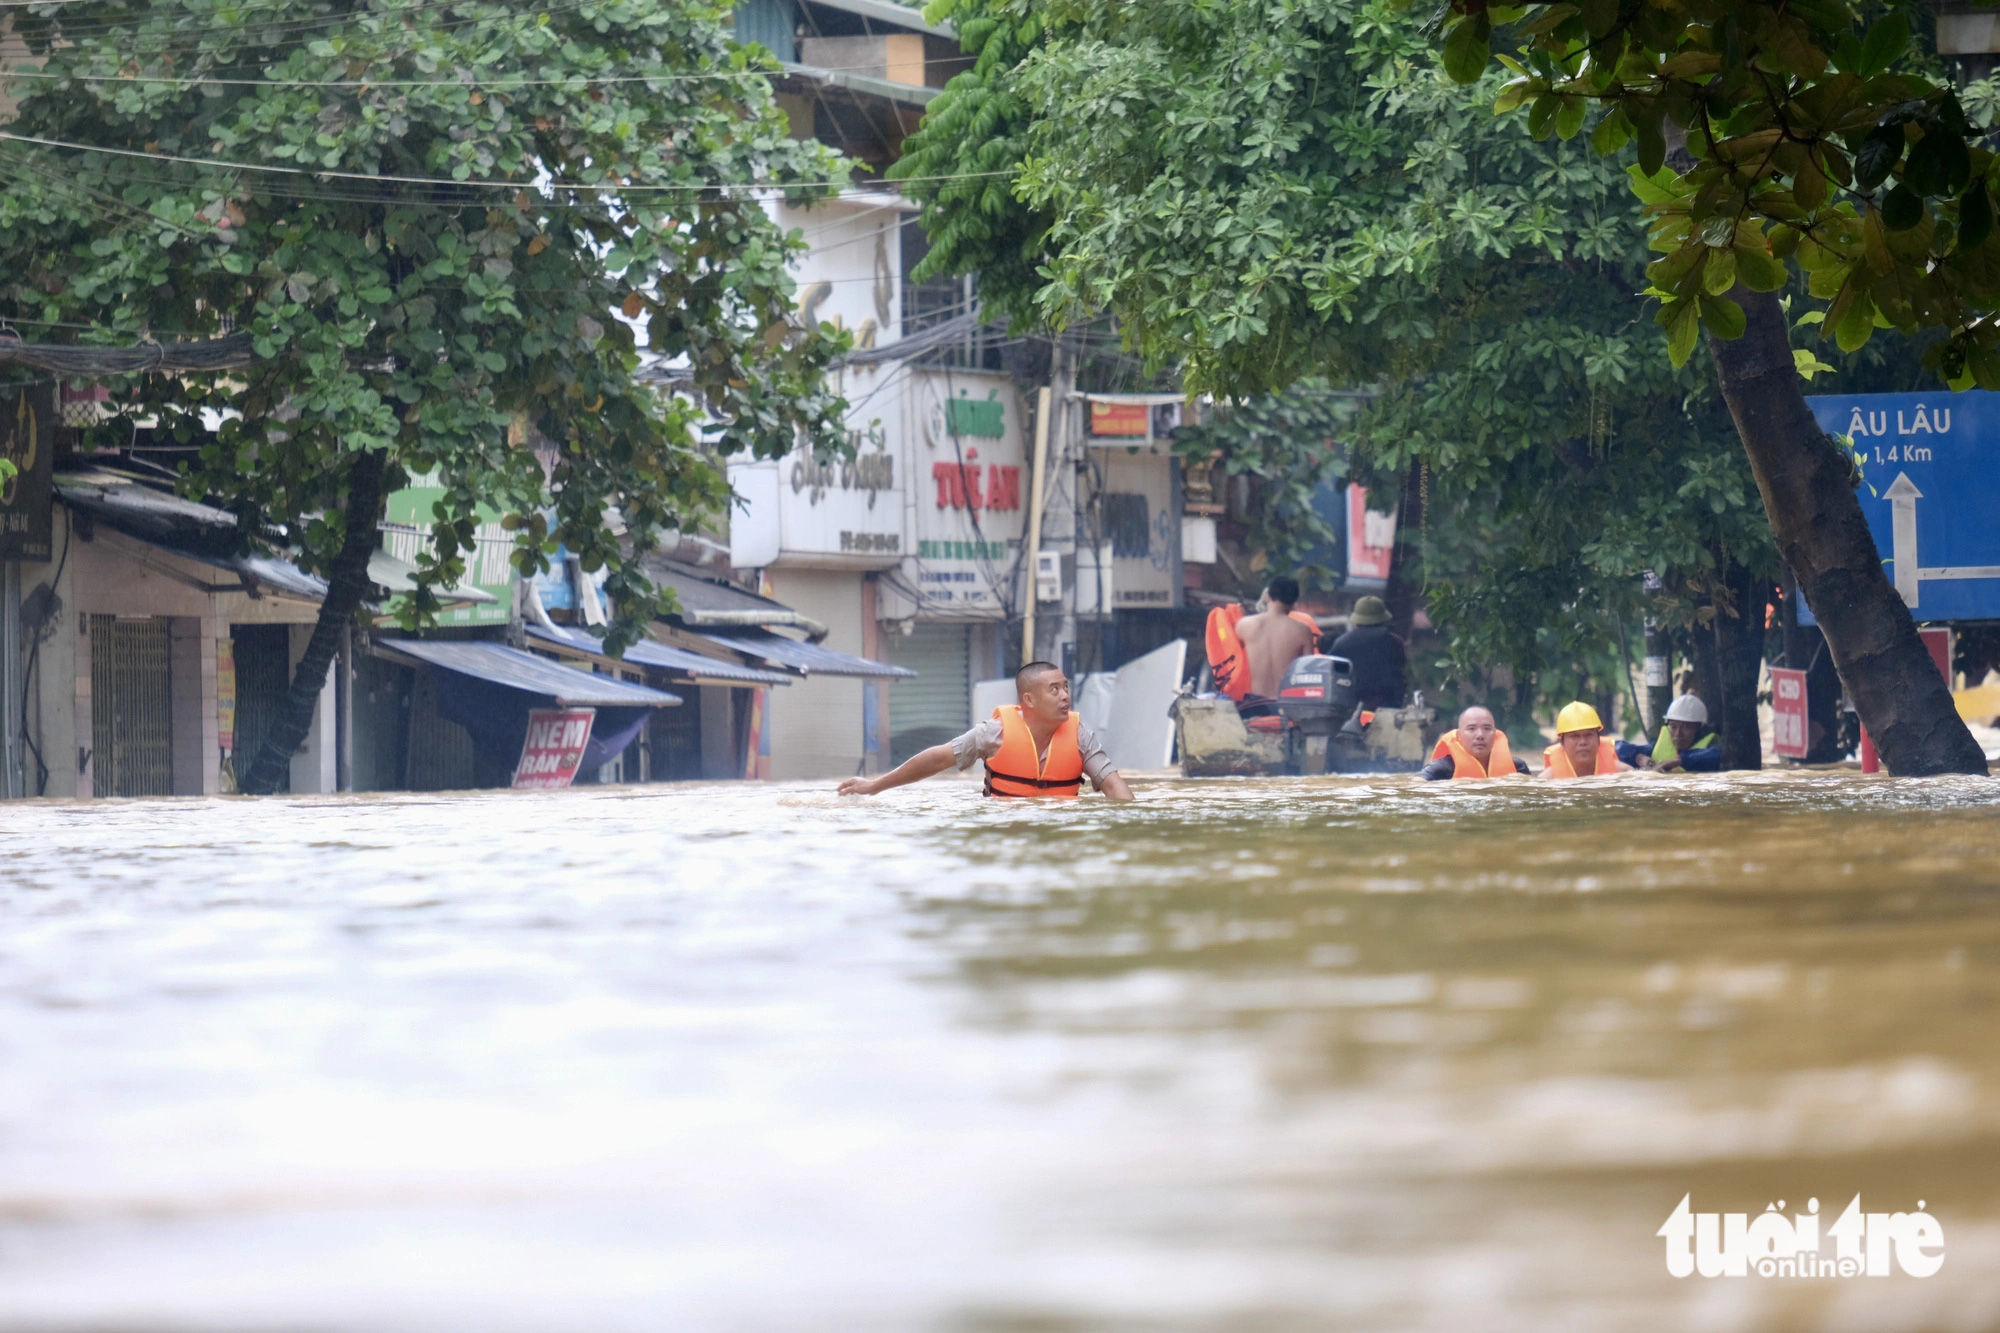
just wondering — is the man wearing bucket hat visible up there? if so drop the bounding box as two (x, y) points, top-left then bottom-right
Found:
(1538, 701), (1633, 778)
(1616, 694), (1722, 773)
(1328, 595), (1408, 711)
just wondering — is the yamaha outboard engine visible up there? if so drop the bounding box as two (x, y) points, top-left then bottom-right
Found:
(1275, 655), (1360, 774)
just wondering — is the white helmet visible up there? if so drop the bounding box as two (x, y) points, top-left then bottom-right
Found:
(1665, 694), (1708, 725)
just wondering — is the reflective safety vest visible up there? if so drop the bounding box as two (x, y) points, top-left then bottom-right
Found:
(1205, 604), (1322, 701)
(1432, 728), (1520, 779)
(1652, 729), (1719, 767)
(1542, 735), (1622, 778)
(983, 705), (1085, 799)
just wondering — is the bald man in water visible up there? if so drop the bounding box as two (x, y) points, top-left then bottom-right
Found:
(1420, 706), (1532, 780)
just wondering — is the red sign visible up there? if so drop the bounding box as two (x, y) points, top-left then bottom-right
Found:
(513, 707), (596, 789)
(1089, 401), (1149, 437)
(1771, 667), (1809, 759)
(1347, 485), (1397, 584)
(932, 461), (1020, 511)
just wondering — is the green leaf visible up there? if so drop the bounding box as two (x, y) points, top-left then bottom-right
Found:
(1854, 124), (1904, 191)
(1905, 129), (1971, 199)
(1700, 294), (1747, 339)
(1858, 13), (1909, 78)
(1554, 97), (1587, 141)
(1663, 297), (1701, 367)
(1961, 182), (1995, 253)
(1591, 107), (1632, 155)
(1636, 115), (1666, 175)
(1442, 21), (1491, 84)
(1883, 184), (1924, 231)
(1733, 243), (1789, 291)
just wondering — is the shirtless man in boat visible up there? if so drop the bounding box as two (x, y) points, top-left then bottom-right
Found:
(1232, 576), (1320, 718)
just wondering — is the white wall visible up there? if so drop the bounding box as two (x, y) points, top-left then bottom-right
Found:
(764, 568), (865, 781)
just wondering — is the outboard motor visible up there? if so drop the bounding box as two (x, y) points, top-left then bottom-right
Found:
(1275, 655), (1360, 774)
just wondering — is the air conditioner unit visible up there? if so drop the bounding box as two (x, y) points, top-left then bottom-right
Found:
(1035, 550), (1063, 603)
(1074, 542), (1115, 615)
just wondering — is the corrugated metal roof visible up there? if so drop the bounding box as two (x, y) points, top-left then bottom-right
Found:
(639, 556), (793, 616)
(525, 623), (793, 687)
(802, 0), (953, 39)
(375, 638), (682, 706)
(693, 626), (916, 679)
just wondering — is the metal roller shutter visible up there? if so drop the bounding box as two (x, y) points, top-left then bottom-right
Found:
(886, 622), (971, 764)
(89, 615), (173, 797)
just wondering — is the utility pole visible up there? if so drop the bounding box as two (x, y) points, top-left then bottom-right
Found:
(1640, 570), (1671, 736)
(1, 559), (21, 799)
(1044, 339), (1078, 674)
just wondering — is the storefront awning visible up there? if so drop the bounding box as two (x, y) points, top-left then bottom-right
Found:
(525, 623), (793, 687)
(374, 638), (682, 707)
(691, 626), (915, 679)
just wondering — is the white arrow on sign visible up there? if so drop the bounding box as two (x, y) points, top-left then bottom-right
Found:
(1885, 472), (1922, 606)
(1881, 470), (2000, 609)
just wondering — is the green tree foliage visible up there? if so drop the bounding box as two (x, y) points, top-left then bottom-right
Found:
(887, 0), (1049, 321)
(1458, 0), (1995, 379)
(0, 0), (852, 788)
(907, 0), (1777, 713)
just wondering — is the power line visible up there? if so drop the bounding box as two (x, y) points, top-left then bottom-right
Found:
(0, 131), (1004, 195)
(0, 58), (913, 89)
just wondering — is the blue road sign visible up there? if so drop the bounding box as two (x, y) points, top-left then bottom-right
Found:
(1804, 389), (2000, 622)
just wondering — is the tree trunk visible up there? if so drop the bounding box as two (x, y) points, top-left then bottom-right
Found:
(238, 448), (387, 795)
(1706, 291), (1986, 776)
(1691, 555), (1768, 771)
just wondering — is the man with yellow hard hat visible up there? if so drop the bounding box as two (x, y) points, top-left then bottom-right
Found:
(1538, 701), (1633, 779)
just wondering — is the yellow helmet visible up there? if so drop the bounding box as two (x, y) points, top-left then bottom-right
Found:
(1555, 701), (1604, 735)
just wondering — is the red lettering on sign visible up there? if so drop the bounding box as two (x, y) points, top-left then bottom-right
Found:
(986, 465), (1020, 512)
(933, 462), (997, 511)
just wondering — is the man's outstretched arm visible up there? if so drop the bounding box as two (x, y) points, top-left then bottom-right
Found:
(1096, 771), (1136, 801)
(837, 743), (956, 797)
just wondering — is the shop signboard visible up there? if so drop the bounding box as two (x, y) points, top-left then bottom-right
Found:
(1347, 485), (1397, 587)
(380, 472), (516, 626)
(727, 419), (903, 570)
(890, 370), (1025, 619)
(1771, 667), (1808, 759)
(0, 384), (55, 560)
(513, 707), (596, 789)
(1090, 400), (1149, 437)
(1804, 390), (2000, 619)
(1097, 444), (1180, 609)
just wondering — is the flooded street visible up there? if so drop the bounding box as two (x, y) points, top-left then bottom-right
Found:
(2, 774), (1998, 1330)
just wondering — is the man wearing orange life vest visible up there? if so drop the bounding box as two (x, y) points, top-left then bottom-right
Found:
(1537, 701), (1633, 779)
(1420, 706), (1531, 779)
(836, 661), (1135, 801)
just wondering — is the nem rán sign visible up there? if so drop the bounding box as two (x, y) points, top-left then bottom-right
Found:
(513, 708), (595, 789)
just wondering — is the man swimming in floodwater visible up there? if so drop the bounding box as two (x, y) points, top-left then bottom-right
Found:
(1421, 706), (1532, 780)
(837, 661), (1136, 801)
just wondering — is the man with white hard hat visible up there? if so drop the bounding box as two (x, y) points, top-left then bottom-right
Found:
(1617, 693), (1722, 773)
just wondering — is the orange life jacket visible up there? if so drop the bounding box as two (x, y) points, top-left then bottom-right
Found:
(1542, 734), (1622, 778)
(1431, 728), (1519, 778)
(1205, 604), (1251, 700)
(1205, 604), (1321, 700)
(983, 705), (1085, 799)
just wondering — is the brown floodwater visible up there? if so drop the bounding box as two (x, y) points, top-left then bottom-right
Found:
(0, 771), (1996, 1329)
